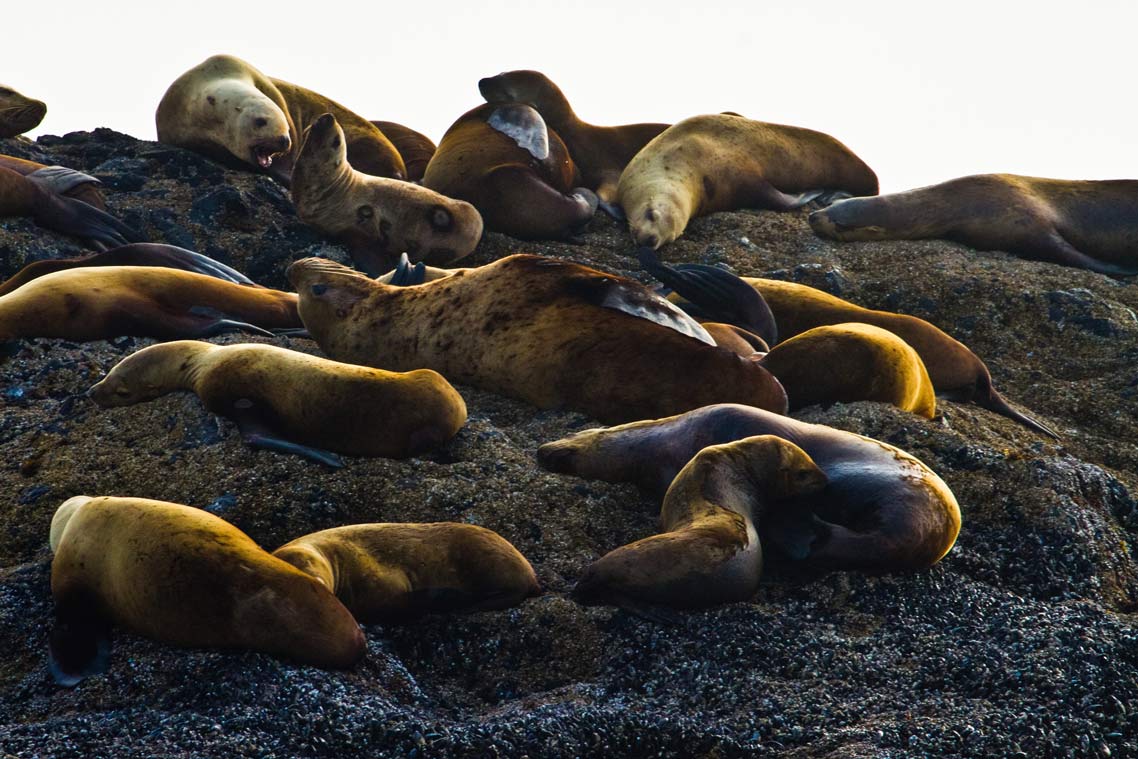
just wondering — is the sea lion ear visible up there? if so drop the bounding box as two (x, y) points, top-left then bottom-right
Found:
(487, 103), (550, 160)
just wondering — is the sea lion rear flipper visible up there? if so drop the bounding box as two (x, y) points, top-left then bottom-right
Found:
(1037, 230), (1138, 276)
(155, 246), (255, 284)
(573, 273), (715, 345)
(639, 248), (778, 345)
(49, 594), (111, 688)
(387, 252), (428, 287)
(486, 103), (550, 160)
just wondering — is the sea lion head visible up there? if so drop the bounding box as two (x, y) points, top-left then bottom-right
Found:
(477, 70), (572, 122)
(627, 202), (684, 250)
(808, 197), (887, 241)
(203, 79), (291, 170)
(287, 257), (375, 335)
(0, 84), (47, 138)
(87, 341), (211, 406)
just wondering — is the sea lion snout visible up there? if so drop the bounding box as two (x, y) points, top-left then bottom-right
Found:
(535, 441), (580, 474)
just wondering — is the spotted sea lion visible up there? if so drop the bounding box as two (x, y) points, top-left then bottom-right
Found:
(0, 84), (46, 137)
(370, 120), (436, 182)
(0, 243), (252, 297)
(287, 254), (788, 423)
(156, 54), (405, 184)
(618, 113), (878, 249)
(538, 403), (961, 611)
(809, 174), (1138, 276)
(273, 523), (540, 623)
(421, 103), (597, 240)
(759, 322), (937, 418)
(0, 266), (300, 343)
(0, 155), (141, 250)
(478, 69), (668, 205)
(89, 340), (467, 466)
(291, 113), (482, 275)
(48, 496), (365, 685)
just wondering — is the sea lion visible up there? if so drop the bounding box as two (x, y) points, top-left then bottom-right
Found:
(156, 54), (405, 184)
(273, 523), (540, 623)
(0, 266), (300, 343)
(48, 496), (365, 685)
(808, 174), (1138, 276)
(538, 403), (962, 611)
(618, 113), (878, 249)
(370, 120), (436, 182)
(0, 84), (46, 137)
(89, 340), (467, 467)
(0, 243), (252, 297)
(701, 322), (769, 356)
(421, 103), (597, 240)
(0, 156), (141, 249)
(291, 113), (482, 275)
(759, 322), (937, 417)
(286, 254), (788, 423)
(478, 69), (668, 205)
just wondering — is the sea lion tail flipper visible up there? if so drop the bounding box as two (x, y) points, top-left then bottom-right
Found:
(242, 430), (345, 468)
(638, 249), (778, 344)
(49, 595), (112, 688)
(597, 198), (626, 222)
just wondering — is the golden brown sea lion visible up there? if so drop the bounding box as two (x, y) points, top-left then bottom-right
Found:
(156, 54), (405, 184)
(0, 155), (140, 249)
(0, 266), (300, 343)
(286, 254), (788, 423)
(0, 84), (46, 137)
(291, 113), (483, 275)
(618, 113), (878, 249)
(273, 523), (540, 622)
(0, 243), (253, 297)
(370, 120), (436, 182)
(478, 70), (668, 204)
(89, 340), (467, 467)
(49, 495), (365, 685)
(759, 322), (937, 418)
(538, 403), (961, 612)
(809, 174), (1138, 276)
(421, 103), (597, 240)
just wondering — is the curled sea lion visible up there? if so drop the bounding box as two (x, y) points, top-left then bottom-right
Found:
(809, 174), (1138, 276)
(0, 155), (141, 249)
(49, 496), (365, 685)
(617, 113), (878, 249)
(370, 120), (436, 182)
(156, 54), (405, 184)
(287, 254), (788, 423)
(478, 69), (668, 205)
(0, 243), (253, 297)
(0, 266), (300, 343)
(273, 523), (540, 623)
(421, 103), (597, 240)
(759, 322), (937, 418)
(292, 113), (482, 274)
(538, 403), (961, 611)
(89, 340), (467, 467)
(0, 84), (46, 137)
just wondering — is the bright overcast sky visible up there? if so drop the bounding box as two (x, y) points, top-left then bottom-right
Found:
(4, 1), (1134, 193)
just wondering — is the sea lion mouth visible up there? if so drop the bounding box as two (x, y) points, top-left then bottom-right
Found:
(251, 136), (290, 169)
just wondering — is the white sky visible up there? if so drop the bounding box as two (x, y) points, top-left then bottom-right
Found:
(4, 0), (1134, 193)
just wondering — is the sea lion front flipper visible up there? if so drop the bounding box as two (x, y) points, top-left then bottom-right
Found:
(271, 327), (312, 338)
(26, 165), (101, 196)
(49, 592), (112, 688)
(739, 177), (826, 211)
(614, 599), (684, 626)
(481, 165), (596, 239)
(239, 426), (345, 468)
(573, 273), (715, 345)
(184, 307), (276, 338)
(762, 509), (820, 561)
(597, 198), (626, 222)
(25, 187), (145, 250)
(486, 103), (550, 160)
(155, 247), (254, 284)
(639, 248), (778, 345)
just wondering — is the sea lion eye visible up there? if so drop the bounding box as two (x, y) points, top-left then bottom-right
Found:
(207, 95), (217, 106)
(331, 135), (341, 149)
(429, 206), (453, 232)
(357, 205), (374, 224)
(311, 284), (328, 296)
(254, 117), (268, 128)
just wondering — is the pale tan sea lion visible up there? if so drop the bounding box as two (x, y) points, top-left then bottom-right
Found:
(0, 84), (46, 137)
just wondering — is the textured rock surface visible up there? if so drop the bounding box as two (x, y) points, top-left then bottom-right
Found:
(1, 130), (1136, 758)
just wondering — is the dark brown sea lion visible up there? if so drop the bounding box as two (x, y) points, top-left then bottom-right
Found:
(537, 403), (961, 612)
(273, 523), (540, 622)
(421, 103), (597, 240)
(809, 174), (1138, 276)
(0, 155), (141, 249)
(0, 84), (46, 138)
(0, 266), (300, 343)
(286, 254), (788, 423)
(759, 322), (937, 418)
(156, 54), (405, 184)
(478, 69), (668, 204)
(291, 113), (482, 275)
(370, 120), (436, 182)
(48, 495), (365, 686)
(89, 340), (467, 467)
(618, 113), (878, 249)
(0, 243), (252, 297)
